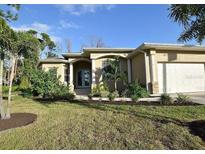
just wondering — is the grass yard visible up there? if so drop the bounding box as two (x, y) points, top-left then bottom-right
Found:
(0, 96), (205, 150)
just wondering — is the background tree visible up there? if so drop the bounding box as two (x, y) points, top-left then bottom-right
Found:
(0, 4), (20, 21)
(80, 36), (107, 50)
(169, 4), (205, 43)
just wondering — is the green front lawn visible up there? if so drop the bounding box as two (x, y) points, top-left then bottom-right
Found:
(0, 96), (205, 150)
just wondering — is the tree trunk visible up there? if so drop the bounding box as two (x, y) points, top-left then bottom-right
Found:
(5, 56), (16, 119)
(114, 78), (117, 91)
(0, 53), (5, 119)
(13, 58), (18, 79)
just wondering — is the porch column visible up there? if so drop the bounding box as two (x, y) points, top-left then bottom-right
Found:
(91, 59), (96, 89)
(69, 62), (74, 92)
(127, 58), (131, 83)
(149, 50), (159, 94)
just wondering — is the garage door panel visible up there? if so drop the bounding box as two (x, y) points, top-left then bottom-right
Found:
(158, 63), (205, 93)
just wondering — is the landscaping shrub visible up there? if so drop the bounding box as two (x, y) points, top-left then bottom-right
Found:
(19, 76), (30, 90)
(91, 83), (109, 97)
(176, 93), (190, 104)
(51, 85), (75, 100)
(88, 93), (92, 99)
(108, 91), (119, 101)
(160, 93), (173, 104)
(28, 69), (74, 100)
(2, 85), (19, 94)
(127, 81), (148, 100)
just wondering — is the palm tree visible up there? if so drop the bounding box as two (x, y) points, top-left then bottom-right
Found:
(169, 4), (205, 43)
(102, 56), (124, 91)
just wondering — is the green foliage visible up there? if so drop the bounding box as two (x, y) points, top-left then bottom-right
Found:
(88, 93), (92, 99)
(92, 83), (109, 97)
(108, 91), (119, 101)
(102, 57), (126, 91)
(127, 81), (148, 100)
(2, 85), (19, 94)
(160, 93), (173, 105)
(29, 69), (74, 100)
(0, 4), (20, 21)
(169, 4), (205, 43)
(176, 93), (190, 104)
(19, 76), (30, 90)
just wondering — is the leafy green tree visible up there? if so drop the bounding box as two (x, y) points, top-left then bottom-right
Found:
(169, 4), (205, 43)
(0, 4), (20, 119)
(0, 4), (20, 21)
(5, 31), (41, 118)
(0, 19), (16, 119)
(102, 57), (124, 91)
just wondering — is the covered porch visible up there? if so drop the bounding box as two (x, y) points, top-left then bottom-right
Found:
(68, 58), (92, 95)
(68, 53), (132, 96)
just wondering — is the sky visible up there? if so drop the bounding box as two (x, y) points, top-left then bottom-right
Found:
(5, 4), (198, 55)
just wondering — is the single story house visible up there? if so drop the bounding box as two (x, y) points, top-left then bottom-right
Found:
(39, 43), (205, 95)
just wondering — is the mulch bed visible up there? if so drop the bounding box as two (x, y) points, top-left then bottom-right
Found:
(0, 113), (37, 131)
(77, 100), (199, 106)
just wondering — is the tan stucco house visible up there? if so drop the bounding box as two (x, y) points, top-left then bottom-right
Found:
(39, 43), (205, 95)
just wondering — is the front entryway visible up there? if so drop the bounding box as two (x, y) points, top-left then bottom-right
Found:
(76, 70), (91, 88)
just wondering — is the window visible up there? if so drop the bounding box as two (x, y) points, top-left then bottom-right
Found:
(64, 68), (68, 83)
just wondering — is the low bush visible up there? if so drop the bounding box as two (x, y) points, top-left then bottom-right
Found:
(88, 93), (92, 99)
(127, 81), (148, 100)
(108, 91), (119, 101)
(160, 93), (173, 104)
(2, 85), (19, 94)
(19, 76), (30, 90)
(27, 69), (74, 100)
(176, 93), (190, 104)
(51, 85), (75, 100)
(92, 83), (109, 97)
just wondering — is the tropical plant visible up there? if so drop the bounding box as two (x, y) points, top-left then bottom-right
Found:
(127, 81), (148, 100)
(108, 91), (119, 101)
(91, 83), (109, 97)
(176, 93), (190, 104)
(160, 93), (173, 105)
(102, 57), (125, 91)
(169, 4), (205, 43)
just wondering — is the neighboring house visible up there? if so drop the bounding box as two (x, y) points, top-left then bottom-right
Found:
(39, 43), (205, 95)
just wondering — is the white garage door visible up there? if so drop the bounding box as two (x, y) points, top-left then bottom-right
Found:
(158, 63), (205, 93)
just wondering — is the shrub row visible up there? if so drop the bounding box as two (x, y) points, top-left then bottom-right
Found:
(89, 81), (148, 101)
(160, 93), (191, 105)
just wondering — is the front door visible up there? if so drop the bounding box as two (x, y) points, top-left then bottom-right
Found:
(77, 70), (91, 88)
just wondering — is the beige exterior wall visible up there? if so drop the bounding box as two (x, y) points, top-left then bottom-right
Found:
(156, 50), (205, 62)
(41, 63), (66, 83)
(131, 53), (146, 86)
